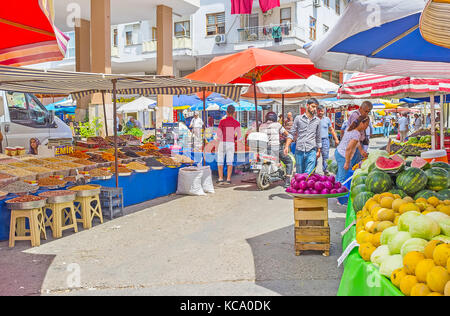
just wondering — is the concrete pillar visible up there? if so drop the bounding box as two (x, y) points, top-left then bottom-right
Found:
(74, 18), (90, 122)
(156, 5), (174, 127)
(90, 0), (113, 136)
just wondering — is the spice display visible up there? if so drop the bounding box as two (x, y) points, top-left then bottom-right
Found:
(104, 149), (129, 159)
(137, 152), (151, 157)
(69, 150), (90, 159)
(171, 155), (194, 164)
(70, 185), (100, 191)
(126, 162), (149, 171)
(5, 168), (36, 178)
(8, 162), (32, 168)
(112, 166), (132, 174)
(37, 177), (67, 187)
(141, 143), (159, 150)
(89, 168), (113, 177)
(145, 149), (163, 157)
(142, 158), (165, 168)
(121, 146), (146, 152)
(88, 137), (111, 148)
(0, 173), (15, 180)
(7, 195), (45, 203)
(101, 152), (116, 162)
(122, 151), (140, 158)
(39, 190), (75, 198)
(159, 148), (172, 156)
(0, 181), (38, 193)
(73, 159), (96, 166)
(157, 157), (179, 166)
(24, 166), (53, 174)
(0, 158), (20, 164)
(57, 162), (84, 168)
(43, 158), (63, 163)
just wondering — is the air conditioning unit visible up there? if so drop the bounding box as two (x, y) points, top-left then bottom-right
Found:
(215, 34), (227, 45)
(313, 0), (321, 7)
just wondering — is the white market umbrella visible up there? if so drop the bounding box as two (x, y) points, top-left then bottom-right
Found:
(117, 96), (156, 114)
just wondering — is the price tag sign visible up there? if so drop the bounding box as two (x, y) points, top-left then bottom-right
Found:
(337, 240), (360, 267)
(340, 220), (357, 237)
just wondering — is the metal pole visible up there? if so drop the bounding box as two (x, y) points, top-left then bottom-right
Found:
(112, 79), (119, 187)
(101, 91), (109, 137)
(253, 77), (259, 132)
(431, 93), (436, 150)
(282, 94), (285, 127)
(440, 95), (445, 150)
(202, 89), (206, 166)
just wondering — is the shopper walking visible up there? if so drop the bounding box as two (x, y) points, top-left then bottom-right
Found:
(335, 116), (370, 184)
(344, 101), (373, 164)
(383, 115), (392, 138)
(190, 112), (204, 147)
(284, 98), (321, 175)
(317, 105), (339, 175)
(398, 113), (409, 142)
(284, 112), (294, 131)
(216, 105), (241, 185)
(413, 113), (423, 132)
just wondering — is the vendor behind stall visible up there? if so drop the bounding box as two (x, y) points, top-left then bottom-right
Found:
(126, 117), (142, 130)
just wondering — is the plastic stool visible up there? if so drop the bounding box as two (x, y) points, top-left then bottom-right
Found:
(45, 202), (78, 238)
(74, 195), (103, 229)
(9, 208), (47, 248)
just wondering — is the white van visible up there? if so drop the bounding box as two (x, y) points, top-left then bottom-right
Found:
(0, 90), (73, 151)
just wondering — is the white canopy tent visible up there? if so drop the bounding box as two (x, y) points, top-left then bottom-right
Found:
(117, 96), (156, 114)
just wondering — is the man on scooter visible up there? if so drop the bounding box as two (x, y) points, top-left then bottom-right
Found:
(259, 112), (294, 188)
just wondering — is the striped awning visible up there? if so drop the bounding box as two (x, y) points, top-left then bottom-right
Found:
(0, 65), (242, 102)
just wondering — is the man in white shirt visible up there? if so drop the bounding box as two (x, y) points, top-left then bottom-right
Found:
(190, 112), (204, 147)
(398, 113), (409, 142)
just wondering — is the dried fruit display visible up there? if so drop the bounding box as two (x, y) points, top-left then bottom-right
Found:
(7, 195), (45, 203)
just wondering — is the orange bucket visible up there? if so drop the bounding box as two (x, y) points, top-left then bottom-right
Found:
(421, 150), (449, 164)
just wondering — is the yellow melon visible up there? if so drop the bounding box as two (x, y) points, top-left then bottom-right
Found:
(424, 240), (443, 259)
(447, 257), (450, 274)
(427, 292), (444, 296)
(399, 203), (421, 215)
(356, 231), (373, 245)
(394, 215), (400, 226)
(392, 199), (407, 213)
(427, 196), (440, 207)
(415, 259), (436, 283)
(371, 232), (382, 248)
(416, 197), (427, 204)
(433, 244), (450, 267)
(391, 268), (408, 288)
(426, 266), (449, 294)
(404, 252), (426, 275)
(403, 196), (414, 203)
(376, 221), (395, 233)
(400, 275), (418, 296)
(363, 216), (374, 226)
(380, 197), (394, 209)
(373, 194), (382, 203)
(439, 205), (450, 216)
(376, 208), (395, 222)
(416, 202), (427, 212)
(365, 221), (378, 234)
(445, 281), (450, 296)
(370, 206), (382, 219)
(359, 243), (376, 262)
(410, 283), (431, 296)
(366, 199), (378, 211)
(381, 192), (394, 198)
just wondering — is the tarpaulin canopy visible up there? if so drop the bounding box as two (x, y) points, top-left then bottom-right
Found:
(241, 76), (339, 100)
(0, 0), (69, 66)
(339, 73), (450, 99)
(117, 96), (156, 114)
(0, 65), (242, 101)
(305, 0), (450, 79)
(220, 100), (262, 112)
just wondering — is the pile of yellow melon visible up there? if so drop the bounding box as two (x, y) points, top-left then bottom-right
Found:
(391, 241), (450, 296)
(355, 192), (450, 296)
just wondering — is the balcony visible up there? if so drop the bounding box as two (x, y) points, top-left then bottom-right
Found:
(235, 24), (306, 51)
(142, 36), (192, 54)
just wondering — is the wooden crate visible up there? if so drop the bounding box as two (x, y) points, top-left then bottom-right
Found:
(295, 226), (330, 256)
(293, 197), (330, 256)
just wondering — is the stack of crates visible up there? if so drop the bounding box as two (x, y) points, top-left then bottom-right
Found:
(99, 187), (124, 220)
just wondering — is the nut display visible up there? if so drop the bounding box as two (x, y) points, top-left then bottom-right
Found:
(73, 159), (96, 166)
(24, 166), (53, 174)
(8, 162), (32, 168)
(112, 166), (132, 174)
(126, 162), (149, 171)
(37, 177), (67, 187)
(0, 181), (38, 194)
(69, 185), (100, 191)
(157, 157), (179, 166)
(142, 158), (165, 168)
(5, 168), (36, 178)
(7, 195), (45, 203)
(39, 190), (75, 197)
(69, 151), (90, 159)
(89, 168), (113, 177)
(0, 173), (14, 180)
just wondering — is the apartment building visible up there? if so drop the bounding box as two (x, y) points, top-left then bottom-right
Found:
(37, 0), (348, 84)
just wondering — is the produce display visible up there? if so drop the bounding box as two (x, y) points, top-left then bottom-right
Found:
(125, 162), (149, 171)
(37, 177), (67, 187)
(0, 181), (38, 194)
(73, 159), (96, 166)
(88, 168), (113, 177)
(39, 190), (76, 198)
(286, 173), (348, 195)
(6, 195), (46, 203)
(69, 185), (100, 191)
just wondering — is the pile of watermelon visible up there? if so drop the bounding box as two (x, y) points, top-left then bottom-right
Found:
(352, 153), (450, 212)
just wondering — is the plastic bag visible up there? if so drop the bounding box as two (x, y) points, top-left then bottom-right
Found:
(396, 132), (401, 141)
(199, 166), (215, 194)
(176, 167), (206, 196)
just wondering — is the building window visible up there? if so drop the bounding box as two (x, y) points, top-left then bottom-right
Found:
(280, 7), (292, 27)
(323, 24), (329, 34)
(324, 0), (330, 7)
(113, 29), (118, 47)
(152, 27), (157, 41)
(175, 21), (190, 38)
(125, 23), (140, 45)
(206, 12), (225, 36)
(126, 31), (133, 45)
(336, 0), (341, 15)
(309, 17), (317, 41)
(64, 31), (75, 59)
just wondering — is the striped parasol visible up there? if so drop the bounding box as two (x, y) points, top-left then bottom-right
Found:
(0, 0), (69, 66)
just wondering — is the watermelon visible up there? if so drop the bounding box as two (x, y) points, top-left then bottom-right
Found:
(366, 170), (393, 194)
(414, 190), (440, 200)
(368, 163), (377, 173)
(396, 168), (428, 196)
(424, 167), (449, 191)
(411, 157), (431, 170)
(353, 192), (375, 212)
(438, 189), (450, 200)
(389, 188), (407, 198)
(351, 176), (368, 189)
(351, 184), (368, 199)
(376, 157), (404, 171)
(391, 155), (406, 165)
(431, 162), (450, 172)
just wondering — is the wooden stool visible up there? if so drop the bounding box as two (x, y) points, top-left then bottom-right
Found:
(9, 208), (47, 248)
(74, 195), (103, 229)
(293, 198), (330, 257)
(45, 202), (78, 238)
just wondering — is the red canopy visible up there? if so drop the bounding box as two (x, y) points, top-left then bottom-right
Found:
(186, 48), (325, 85)
(0, 0), (69, 66)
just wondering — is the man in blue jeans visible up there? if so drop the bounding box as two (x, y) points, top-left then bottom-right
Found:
(317, 105), (339, 175)
(284, 99), (322, 175)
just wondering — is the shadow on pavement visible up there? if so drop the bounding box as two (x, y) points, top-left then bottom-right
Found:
(246, 219), (345, 296)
